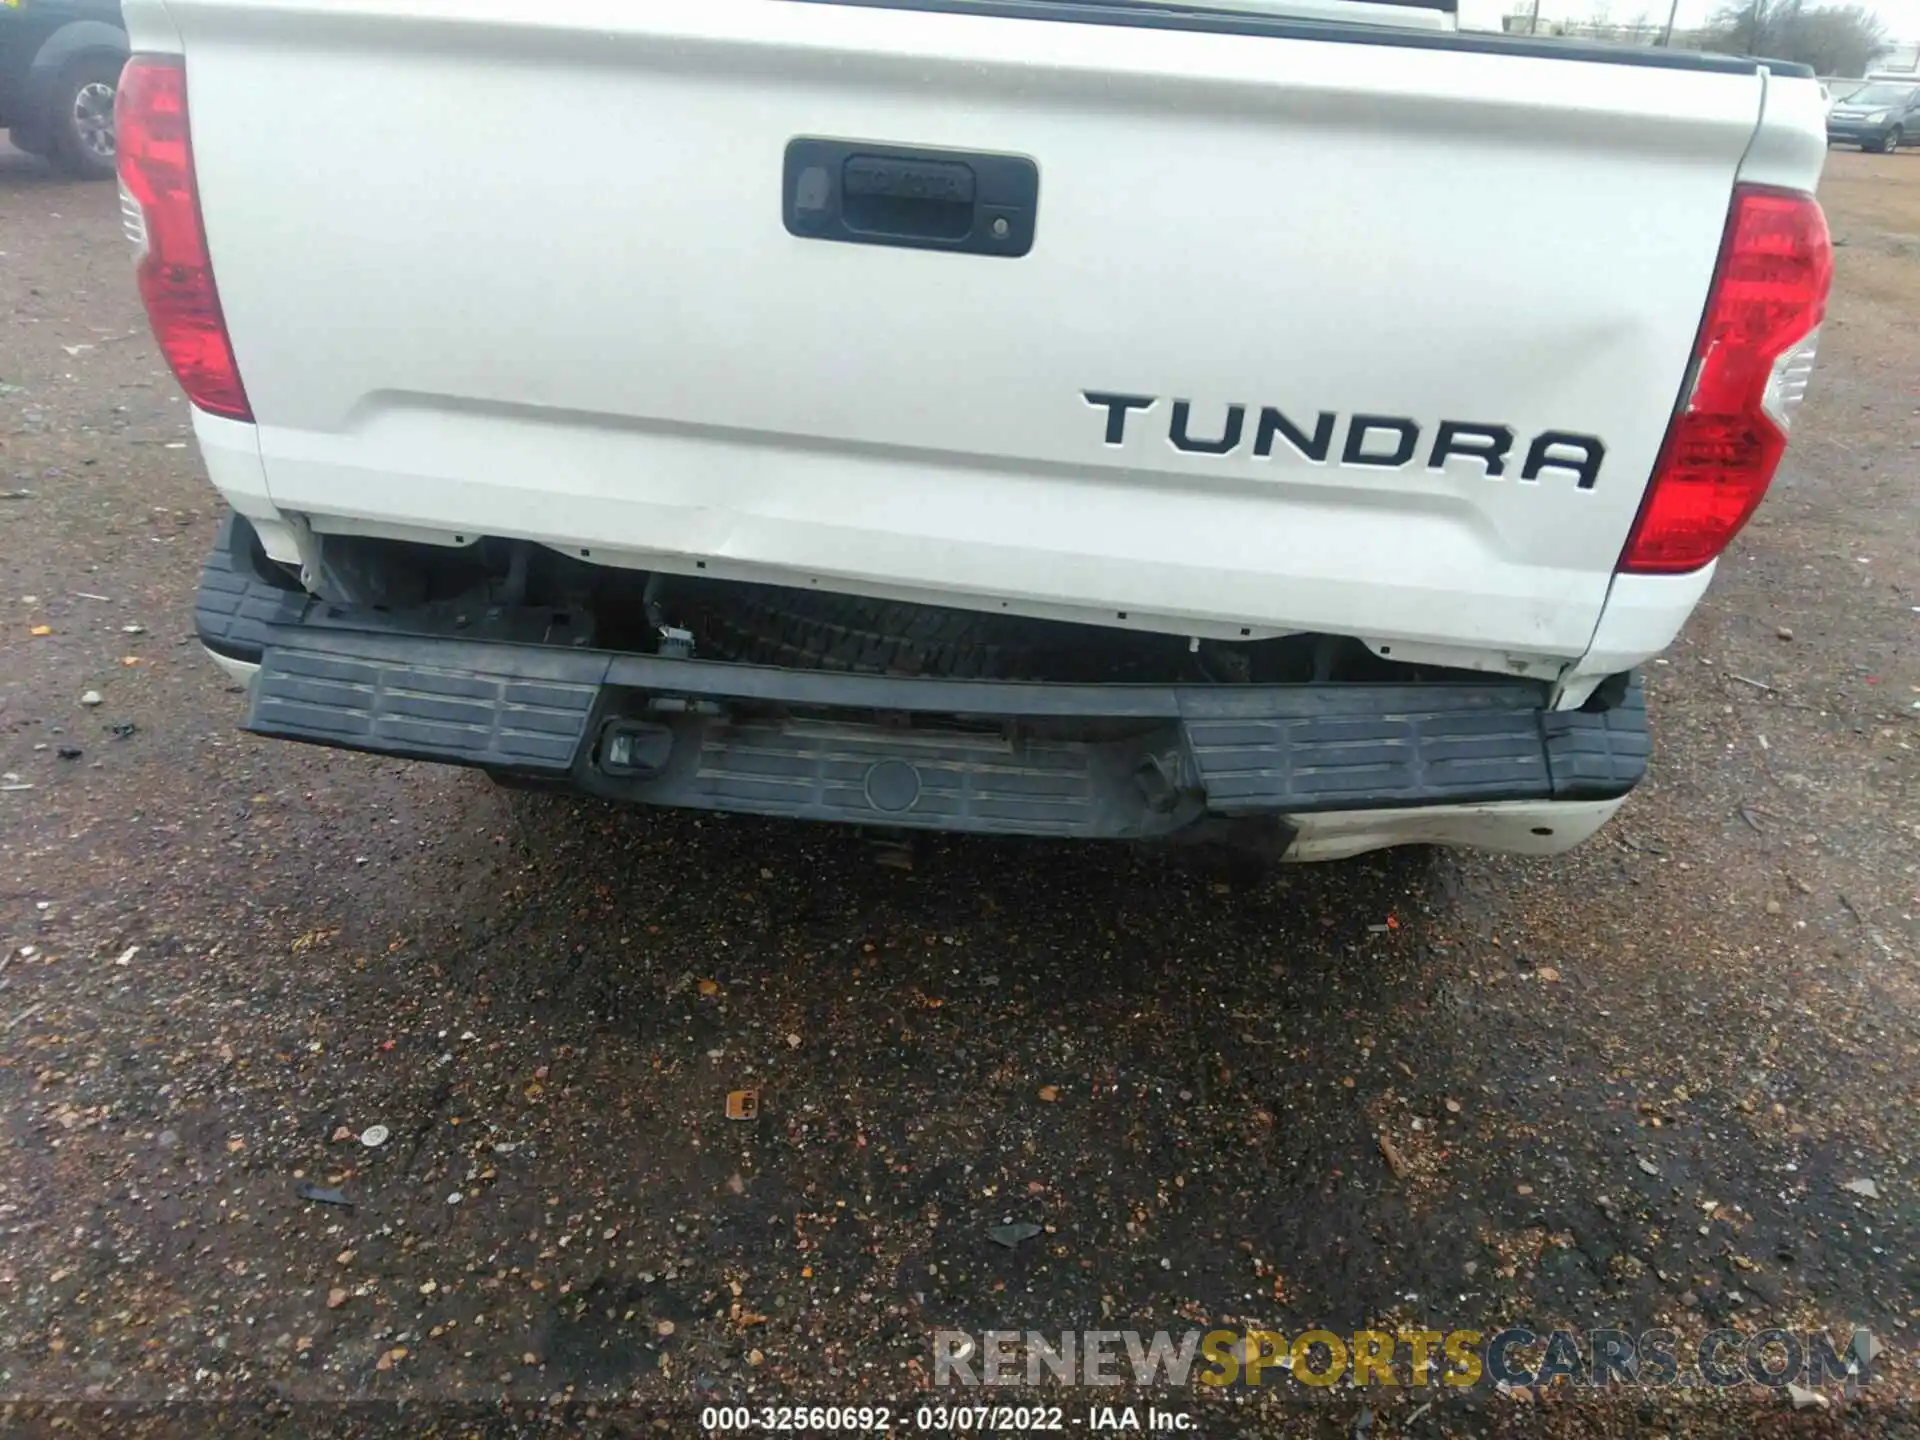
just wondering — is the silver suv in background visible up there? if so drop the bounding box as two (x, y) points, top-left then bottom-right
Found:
(1826, 80), (1920, 151)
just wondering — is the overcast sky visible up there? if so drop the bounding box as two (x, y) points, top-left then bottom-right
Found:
(1457, 0), (1920, 40)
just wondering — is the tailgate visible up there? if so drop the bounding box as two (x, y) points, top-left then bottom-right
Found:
(147, 0), (1767, 669)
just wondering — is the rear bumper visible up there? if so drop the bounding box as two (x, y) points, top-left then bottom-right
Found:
(196, 518), (1648, 855)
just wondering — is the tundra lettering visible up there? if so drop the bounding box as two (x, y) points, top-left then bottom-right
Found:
(1429, 421), (1513, 476)
(1085, 391), (1156, 445)
(1082, 393), (1607, 486)
(1252, 407), (1336, 463)
(1343, 414), (1419, 468)
(1521, 432), (1606, 490)
(1169, 400), (1244, 455)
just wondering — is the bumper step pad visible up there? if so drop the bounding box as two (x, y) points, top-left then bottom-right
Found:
(252, 644), (605, 773)
(194, 514), (308, 663)
(236, 628), (1645, 841)
(1184, 682), (1646, 812)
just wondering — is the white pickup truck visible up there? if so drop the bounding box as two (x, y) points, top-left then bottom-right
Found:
(120, 0), (1832, 860)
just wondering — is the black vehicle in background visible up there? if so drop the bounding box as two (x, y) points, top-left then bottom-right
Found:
(0, 0), (127, 178)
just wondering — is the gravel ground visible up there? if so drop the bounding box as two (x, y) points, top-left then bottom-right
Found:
(1, 140), (1916, 1439)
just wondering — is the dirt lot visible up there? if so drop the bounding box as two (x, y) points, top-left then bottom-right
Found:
(0, 143), (1916, 1438)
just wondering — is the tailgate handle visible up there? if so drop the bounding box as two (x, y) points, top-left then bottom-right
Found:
(785, 138), (1037, 257)
(843, 156), (975, 239)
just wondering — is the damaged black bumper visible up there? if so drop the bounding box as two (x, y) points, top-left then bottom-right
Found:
(197, 518), (1648, 843)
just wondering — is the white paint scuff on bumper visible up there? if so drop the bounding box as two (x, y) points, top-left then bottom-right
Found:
(1283, 797), (1628, 861)
(203, 646), (261, 689)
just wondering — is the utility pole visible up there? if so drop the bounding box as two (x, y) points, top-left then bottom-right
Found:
(1659, 0), (1679, 44)
(1528, 0), (1543, 33)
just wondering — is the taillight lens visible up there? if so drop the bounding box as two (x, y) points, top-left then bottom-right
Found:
(1620, 185), (1831, 574)
(115, 57), (251, 422)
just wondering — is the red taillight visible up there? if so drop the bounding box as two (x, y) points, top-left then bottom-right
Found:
(115, 57), (251, 422)
(1620, 185), (1831, 574)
